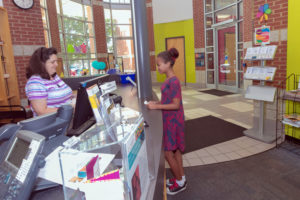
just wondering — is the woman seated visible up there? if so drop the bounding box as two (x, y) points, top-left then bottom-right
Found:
(25, 47), (72, 116)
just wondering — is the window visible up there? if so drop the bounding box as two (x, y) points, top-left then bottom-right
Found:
(56, 0), (96, 77)
(40, 0), (51, 47)
(104, 1), (135, 72)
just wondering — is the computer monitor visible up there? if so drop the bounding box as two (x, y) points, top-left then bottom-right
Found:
(70, 74), (111, 135)
(18, 105), (73, 140)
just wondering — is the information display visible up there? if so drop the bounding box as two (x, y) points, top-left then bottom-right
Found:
(244, 66), (276, 81)
(244, 45), (277, 60)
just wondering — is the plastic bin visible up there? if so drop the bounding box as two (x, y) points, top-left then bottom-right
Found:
(119, 73), (136, 84)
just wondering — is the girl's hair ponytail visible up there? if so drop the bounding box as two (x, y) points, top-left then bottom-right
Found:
(157, 48), (179, 67)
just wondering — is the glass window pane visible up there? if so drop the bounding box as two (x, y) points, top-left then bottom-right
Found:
(116, 39), (134, 57)
(215, 0), (236, 10)
(238, 72), (244, 88)
(205, 0), (212, 13)
(123, 56), (135, 72)
(86, 23), (94, 37)
(56, 0), (60, 14)
(60, 34), (65, 53)
(104, 9), (111, 22)
(41, 8), (47, 28)
(111, 0), (120, 3)
(64, 18), (85, 35)
(112, 10), (131, 24)
(62, 0), (83, 19)
(207, 53), (214, 69)
(206, 14), (213, 28)
(238, 50), (244, 71)
(107, 37), (114, 53)
(215, 5), (236, 23)
(58, 15), (62, 32)
(206, 47), (214, 52)
(207, 71), (214, 84)
(84, 5), (93, 22)
(69, 60), (84, 77)
(113, 25), (132, 37)
(206, 29), (213, 46)
(40, 0), (46, 8)
(87, 37), (96, 53)
(238, 2), (243, 19)
(65, 35), (86, 52)
(44, 30), (50, 48)
(238, 21), (243, 42)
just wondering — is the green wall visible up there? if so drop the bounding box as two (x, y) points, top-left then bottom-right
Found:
(286, 0), (300, 138)
(153, 19), (196, 83)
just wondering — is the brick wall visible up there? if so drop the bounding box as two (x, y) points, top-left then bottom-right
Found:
(146, 0), (156, 71)
(93, 1), (107, 61)
(251, 0), (288, 88)
(193, 0), (205, 71)
(3, 0), (45, 99)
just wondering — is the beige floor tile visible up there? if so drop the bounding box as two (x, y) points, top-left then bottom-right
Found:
(194, 149), (210, 157)
(215, 144), (234, 153)
(182, 90), (201, 95)
(184, 152), (198, 159)
(225, 152), (242, 160)
(221, 102), (253, 112)
(201, 156), (217, 165)
(188, 158), (204, 166)
(213, 154), (230, 162)
(205, 147), (221, 155)
(235, 149), (252, 157)
(183, 159), (191, 167)
(193, 94), (221, 101)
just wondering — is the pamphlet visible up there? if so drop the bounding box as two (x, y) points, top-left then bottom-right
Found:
(86, 84), (103, 125)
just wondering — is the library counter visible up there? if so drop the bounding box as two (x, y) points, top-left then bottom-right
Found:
(30, 88), (164, 200)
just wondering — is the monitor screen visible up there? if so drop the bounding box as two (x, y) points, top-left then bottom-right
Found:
(71, 74), (112, 133)
(6, 138), (30, 169)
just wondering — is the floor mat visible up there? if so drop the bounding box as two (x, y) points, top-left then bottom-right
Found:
(199, 89), (235, 96)
(184, 115), (245, 153)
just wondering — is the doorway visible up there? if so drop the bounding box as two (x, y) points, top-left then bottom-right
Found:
(166, 37), (186, 84)
(216, 25), (236, 90)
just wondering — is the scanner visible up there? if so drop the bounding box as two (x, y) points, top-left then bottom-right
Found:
(0, 124), (45, 200)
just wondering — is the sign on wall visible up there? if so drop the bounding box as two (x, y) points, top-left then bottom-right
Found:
(255, 26), (270, 45)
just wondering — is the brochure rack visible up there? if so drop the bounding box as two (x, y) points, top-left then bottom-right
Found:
(243, 45), (278, 143)
(58, 111), (152, 200)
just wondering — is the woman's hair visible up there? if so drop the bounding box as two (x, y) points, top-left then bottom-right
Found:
(26, 47), (58, 80)
(157, 48), (179, 67)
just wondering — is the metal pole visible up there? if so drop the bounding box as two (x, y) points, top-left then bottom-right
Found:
(131, 0), (153, 100)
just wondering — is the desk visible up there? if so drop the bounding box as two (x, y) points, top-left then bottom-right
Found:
(30, 88), (164, 200)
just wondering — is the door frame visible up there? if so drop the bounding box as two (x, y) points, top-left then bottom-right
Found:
(214, 22), (239, 93)
(165, 36), (186, 86)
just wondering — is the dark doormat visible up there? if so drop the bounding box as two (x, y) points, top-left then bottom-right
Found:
(199, 89), (234, 96)
(184, 115), (245, 153)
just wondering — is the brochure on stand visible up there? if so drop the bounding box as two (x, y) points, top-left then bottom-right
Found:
(244, 45), (277, 60)
(122, 118), (150, 200)
(244, 66), (276, 81)
(86, 84), (103, 125)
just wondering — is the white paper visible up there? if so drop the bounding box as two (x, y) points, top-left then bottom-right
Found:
(38, 146), (115, 190)
(81, 180), (124, 200)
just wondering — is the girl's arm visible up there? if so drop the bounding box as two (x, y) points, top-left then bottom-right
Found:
(147, 98), (180, 110)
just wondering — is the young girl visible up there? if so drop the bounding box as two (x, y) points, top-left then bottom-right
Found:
(147, 48), (186, 195)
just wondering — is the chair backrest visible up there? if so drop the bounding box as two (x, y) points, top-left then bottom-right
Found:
(107, 68), (117, 74)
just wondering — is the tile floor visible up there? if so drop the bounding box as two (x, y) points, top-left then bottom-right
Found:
(152, 86), (277, 168)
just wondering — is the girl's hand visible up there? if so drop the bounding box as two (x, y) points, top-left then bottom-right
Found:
(148, 101), (159, 104)
(147, 102), (159, 110)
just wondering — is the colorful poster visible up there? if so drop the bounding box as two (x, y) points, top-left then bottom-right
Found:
(255, 26), (270, 45)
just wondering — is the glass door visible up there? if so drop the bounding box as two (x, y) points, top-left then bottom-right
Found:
(216, 25), (237, 90)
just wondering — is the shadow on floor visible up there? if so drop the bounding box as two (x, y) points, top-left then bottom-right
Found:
(167, 144), (300, 200)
